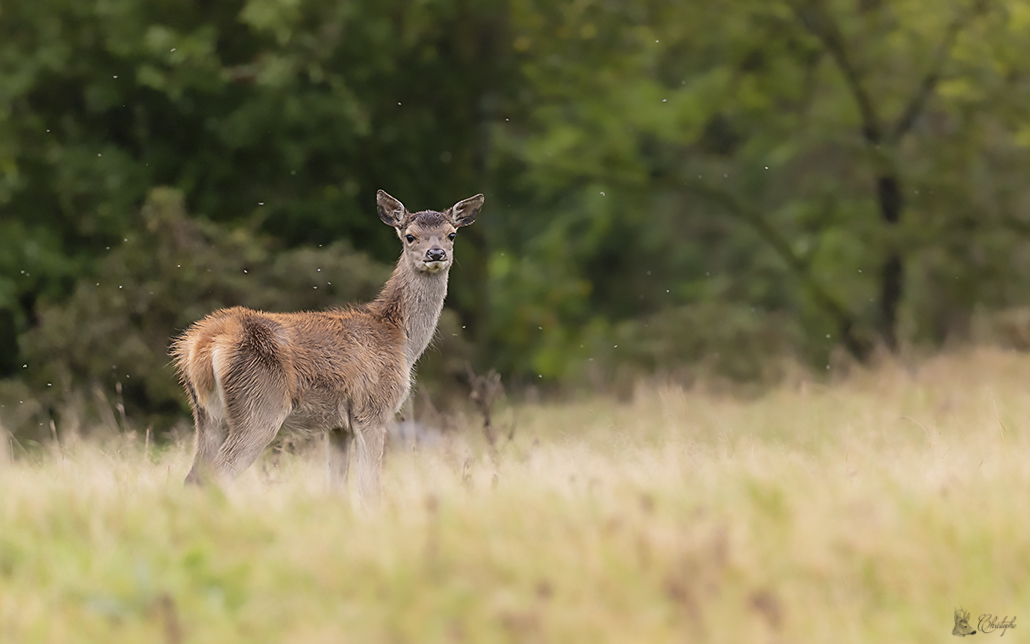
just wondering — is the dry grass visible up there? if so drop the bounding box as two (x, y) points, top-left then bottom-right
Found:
(1, 349), (1027, 643)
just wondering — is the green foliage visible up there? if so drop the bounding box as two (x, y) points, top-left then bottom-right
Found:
(6, 0), (1030, 433)
(481, 0), (1030, 375)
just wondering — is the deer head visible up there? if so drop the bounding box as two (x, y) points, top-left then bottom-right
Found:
(377, 190), (484, 275)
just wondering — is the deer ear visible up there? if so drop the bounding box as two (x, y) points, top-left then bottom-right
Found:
(377, 190), (408, 227)
(449, 194), (484, 228)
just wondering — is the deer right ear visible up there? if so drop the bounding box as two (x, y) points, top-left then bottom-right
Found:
(377, 190), (408, 227)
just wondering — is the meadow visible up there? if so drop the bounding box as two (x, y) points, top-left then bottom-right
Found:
(1, 349), (1026, 643)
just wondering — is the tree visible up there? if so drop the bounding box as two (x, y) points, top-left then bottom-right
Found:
(493, 0), (1030, 377)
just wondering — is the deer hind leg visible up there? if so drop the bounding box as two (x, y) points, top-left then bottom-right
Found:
(211, 395), (290, 481)
(185, 389), (227, 485)
(185, 409), (226, 485)
(208, 346), (293, 481)
(326, 427), (353, 491)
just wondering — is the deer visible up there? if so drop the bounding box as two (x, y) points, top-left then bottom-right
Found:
(170, 190), (484, 504)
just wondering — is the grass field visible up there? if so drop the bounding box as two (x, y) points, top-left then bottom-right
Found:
(1, 349), (1027, 643)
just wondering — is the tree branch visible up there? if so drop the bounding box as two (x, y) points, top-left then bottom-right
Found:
(993, 215), (1030, 237)
(790, 1), (883, 144)
(794, 1), (984, 145)
(685, 178), (870, 358)
(891, 13), (965, 141)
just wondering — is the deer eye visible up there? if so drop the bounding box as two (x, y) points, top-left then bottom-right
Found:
(448, 232), (456, 241)
(405, 234), (415, 243)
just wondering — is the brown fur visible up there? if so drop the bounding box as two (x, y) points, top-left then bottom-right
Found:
(170, 190), (484, 504)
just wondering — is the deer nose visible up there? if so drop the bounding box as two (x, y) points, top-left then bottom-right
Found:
(426, 248), (447, 262)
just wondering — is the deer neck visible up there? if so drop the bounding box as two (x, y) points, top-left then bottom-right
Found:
(372, 258), (449, 369)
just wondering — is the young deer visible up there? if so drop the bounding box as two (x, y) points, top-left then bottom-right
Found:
(171, 190), (484, 503)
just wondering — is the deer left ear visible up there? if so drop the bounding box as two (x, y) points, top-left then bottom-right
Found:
(449, 194), (484, 228)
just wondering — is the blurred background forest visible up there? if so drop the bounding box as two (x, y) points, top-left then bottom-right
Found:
(3, 0), (1030, 439)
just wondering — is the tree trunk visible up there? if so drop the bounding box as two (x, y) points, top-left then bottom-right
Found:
(876, 175), (903, 350)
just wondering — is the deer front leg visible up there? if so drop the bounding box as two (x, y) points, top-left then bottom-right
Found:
(352, 419), (387, 507)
